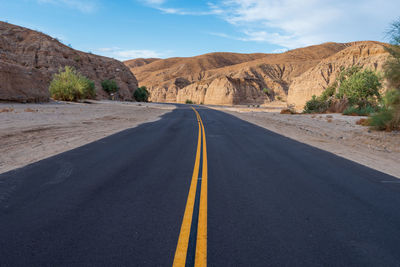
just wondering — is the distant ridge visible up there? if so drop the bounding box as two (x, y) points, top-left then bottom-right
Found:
(125, 41), (389, 108)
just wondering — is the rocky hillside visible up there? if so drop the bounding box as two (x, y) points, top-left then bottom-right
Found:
(0, 22), (138, 102)
(126, 42), (389, 108)
(288, 41), (389, 109)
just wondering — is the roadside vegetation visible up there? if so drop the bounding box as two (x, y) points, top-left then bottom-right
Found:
(101, 79), (119, 94)
(368, 18), (400, 131)
(49, 66), (95, 101)
(185, 99), (194, 104)
(134, 86), (150, 102)
(302, 18), (400, 131)
(303, 66), (382, 114)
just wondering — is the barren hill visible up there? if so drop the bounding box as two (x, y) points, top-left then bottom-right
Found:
(125, 42), (389, 108)
(0, 22), (138, 102)
(124, 58), (160, 68)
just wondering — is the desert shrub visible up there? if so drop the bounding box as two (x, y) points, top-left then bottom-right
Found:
(134, 86), (150, 102)
(356, 118), (370, 126)
(342, 105), (379, 116)
(185, 99), (194, 104)
(101, 79), (119, 94)
(320, 83), (337, 101)
(303, 66), (381, 113)
(337, 68), (382, 107)
(369, 89), (400, 130)
(369, 108), (394, 130)
(369, 19), (400, 131)
(384, 18), (400, 89)
(49, 66), (95, 101)
(276, 96), (282, 101)
(304, 95), (330, 113)
(263, 88), (271, 95)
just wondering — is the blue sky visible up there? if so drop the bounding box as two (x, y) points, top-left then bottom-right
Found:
(1, 0), (399, 60)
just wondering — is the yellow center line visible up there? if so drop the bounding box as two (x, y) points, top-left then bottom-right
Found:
(173, 107), (208, 267)
(195, 110), (208, 267)
(173, 108), (202, 267)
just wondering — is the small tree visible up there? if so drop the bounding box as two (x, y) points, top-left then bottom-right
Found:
(134, 86), (150, 102)
(337, 68), (382, 108)
(370, 18), (400, 130)
(384, 18), (400, 89)
(101, 79), (119, 94)
(49, 66), (95, 101)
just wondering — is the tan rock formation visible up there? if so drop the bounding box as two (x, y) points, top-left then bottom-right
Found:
(0, 22), (138, 102)
(126, 42), (376, 106)
(287, 41), (389, 109)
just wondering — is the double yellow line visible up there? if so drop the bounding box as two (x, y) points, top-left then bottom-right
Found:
(173, 107), (207, 267)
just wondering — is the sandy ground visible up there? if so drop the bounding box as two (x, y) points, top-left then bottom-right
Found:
(0, 101), (175, 174)
(2, 100), (399, 178)
(213, 105), (400, 178)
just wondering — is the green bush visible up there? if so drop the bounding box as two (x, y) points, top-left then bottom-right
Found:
(185, 99), (194, 104)
(384, 18), (400, 89)
(320, 83), (337, 101)
(369, 108), (393, 130)
(343, 105), (379, 116)
(101, 79), (119, 94)
(49, 66), (95, 101)
(263, 88), (271, 95)
(337, 68), (382, 107)
(369, 89), (400, 130)
(134, 86), (150, 102)
(304, 95), (330, 113)
(303, 66), (382, 114)
(369, 19), (400, 131)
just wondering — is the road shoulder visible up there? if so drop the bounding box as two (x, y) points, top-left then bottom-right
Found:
(0, 101), (175, 174)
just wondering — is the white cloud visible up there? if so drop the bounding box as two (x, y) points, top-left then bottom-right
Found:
(114, 50), (162, 59)
(37, 0), (98, 13)
(272, 48), (289, 53)
(211, 0), (400, 49)
(155, 7), (217, 16)
(95, 47), (163, 60)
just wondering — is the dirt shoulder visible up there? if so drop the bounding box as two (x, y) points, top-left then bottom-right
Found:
(0, 101), (175, 174)
(212, 106), (400, 178)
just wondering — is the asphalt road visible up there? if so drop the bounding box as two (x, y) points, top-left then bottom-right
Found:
(1, 105), (400, 266)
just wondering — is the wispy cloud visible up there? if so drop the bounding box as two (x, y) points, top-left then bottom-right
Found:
(144, 0), (399, 51)
(210, 0), (400, 49)
(155, 7), (219, 16)
(140, 0), (221, 16)
(95, 47), (164, 60)
(37, 0), (98, 13)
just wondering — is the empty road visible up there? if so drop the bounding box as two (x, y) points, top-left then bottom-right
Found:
(1, 105), (400, 266)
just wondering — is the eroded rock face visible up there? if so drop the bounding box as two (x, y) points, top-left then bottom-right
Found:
(0, 22), (138, 102)
(126, 42), (382, 106)
(287, 41), (389, 110)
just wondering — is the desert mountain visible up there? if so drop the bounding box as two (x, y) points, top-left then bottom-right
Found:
(126, 41), (389, 108)
(0, 22), (138, 102)
(124, 58), (161, 68)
